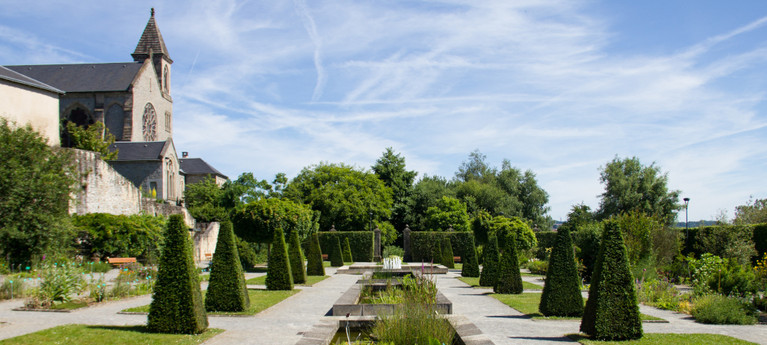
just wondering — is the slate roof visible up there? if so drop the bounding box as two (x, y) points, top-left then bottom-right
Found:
(179, 158), (228, 179)
(0, 65), (64, 94)
(132, 9), (172, 62)
(109, 141), (168, 161)
(5, 63), (143, 93)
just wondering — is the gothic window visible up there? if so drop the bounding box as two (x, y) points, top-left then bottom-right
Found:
(142, 103), (157, 141)
(165, 112), (171, 132)
(163, 66), (170, 93)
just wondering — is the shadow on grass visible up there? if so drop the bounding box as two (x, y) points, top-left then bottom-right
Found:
(486, 314), (533, 320)
(510, 335), (576, 342)
(83, 325), (150, 333)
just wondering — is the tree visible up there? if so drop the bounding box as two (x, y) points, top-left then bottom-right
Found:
(494, 229), (523, 294)
(306, 233), (325, 276)
(372, 148), (417, 233)
(0, 119), (77, 265)
(288, 228), (307, 284)
(479, 234), (500, 287)
(342, 237), (354, 263)
(580, 220), (642, 340)
(148, 215), (208, 334)
(330, 237), (344, 267)
(490, 215), (537, 252)
(284, 163), (393, 232)
(425, 196), (471, 232)
(614, 211), (661, 266)
(184, 177), (228, 222)
(734, 198), (767, 225)
(408, 175), (453, 230)
(441, 237), (455, 269)
(205, 221), (250, 312)
(232, 198), (315, 244)
(539, 226), (583, 316)
(596, 156), (680, 225)
(65, 121), (118, 160)
(461, 237), (480, 277)
(265, 227), (293, 290)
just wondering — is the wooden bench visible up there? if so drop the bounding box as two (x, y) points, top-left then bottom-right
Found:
(322, 254), (329, 261)
(453, 256), (461, 263)
(107, 257), (137, 267)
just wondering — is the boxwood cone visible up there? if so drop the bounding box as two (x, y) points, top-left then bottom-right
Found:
(494, 230), (523, 294)
(479, 234), (500, 287)
(330, 237), (344, 267)
(148, 215), (208, 333)
(539, 226), (583, 316)
(306, 233), (325, 276)
(580, 220), (643, 340)
(342, 237), (354, 263)
(266, 227), (293, 290)
(441, 237), (455, 268)
(461, 237), (480, 277)
(205, 221), (250, 312)
(288, 229), (307, 284)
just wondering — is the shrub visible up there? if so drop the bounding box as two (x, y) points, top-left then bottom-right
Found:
(32, 262), (85, 307)
(342, 237), (354, 263)
(288, 229), (307, 284)
(73, 213), (166, 264)
(494, 230), (523, 294)
(539, 226), (583, 316)
(636, 278), (683, 311)
(479, 234), (500, 287)
(205, 221), (250, 312)
(525, 259), (548, 275)
(461, 237), (480, 278)
(383, 245), (404, 258)
(306, 233), (325, 276)
(330, 237), (344, 267)
(148, 215), (208, 334)
(691, 294), (757, 325)
(266, 227), (293, 290)
(441, 237), (454, 269)
(236, 236), (258, 271)
(533, 231), (557, 260)
(706, 262), (757, 297)
(580, 220), (642, 341)
(318, 231), (374, 262)
(409, 231), (477, 262)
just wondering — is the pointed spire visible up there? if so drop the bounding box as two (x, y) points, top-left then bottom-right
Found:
(132, 8), (172, 63)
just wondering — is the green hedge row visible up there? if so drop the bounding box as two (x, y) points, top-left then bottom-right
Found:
(681, 223), (767, 260)
(409, 231), (475, 262)
(318, 231), (374, 262)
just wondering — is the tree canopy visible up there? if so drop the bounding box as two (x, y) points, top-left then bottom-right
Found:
(734, 198), (767, 225)
(424, 196), (471, 232)
(231, 197), (316, 244)
(372, 147), (417, 232)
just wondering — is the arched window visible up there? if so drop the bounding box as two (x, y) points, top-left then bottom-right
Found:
(142, 103), (157, 141)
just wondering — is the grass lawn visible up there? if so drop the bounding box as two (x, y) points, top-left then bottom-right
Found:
(0, 324), (223, 345)
(568, 333), (756, 345)
(492, 293), (664, 321)
(122, 289), (298, 316)
(457, 276), (543, 290)
(521, 272), (545, 277)
(246, 275), (328, 286)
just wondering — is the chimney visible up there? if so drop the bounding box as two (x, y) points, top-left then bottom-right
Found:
(182, 151), (188, 158)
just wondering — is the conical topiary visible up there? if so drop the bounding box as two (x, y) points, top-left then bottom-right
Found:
(494, 230), (523, 294)
(205, 221), (250, 312)
(432, 237), (443, 264)
(441, 237), (455, 268)
(580, 220), (642, 340)
(330, 237), (344, 267)
(266, 227), (293, 290)
(148, 215), (208, 334)
(479, 234), (500, 287)
(461, 237), (480, 277)
(306, 233), (325, 276)
(342, 237), (354, 263)
(539, 226), (583, 316)
(288, 229), (307, 284)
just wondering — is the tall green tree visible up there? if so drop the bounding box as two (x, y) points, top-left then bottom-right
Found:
(205, 221), (250, 312)
(184, 177), (228, 222)
(734, 198), (767, 225)
(539, 226), (583, 316)
(372, 148), (417, 233)
(596, 156), (680, 225)
(425, 196), (471, 232)
(408, 175), (453, 230)
(0, 119), (77, 265)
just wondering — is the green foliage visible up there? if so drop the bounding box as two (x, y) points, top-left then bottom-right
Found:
(235, 236), (259, 271)
(572, 222), (603, 283)
(148, 215), (208, 334)
(734, 198), (767, 225)
(691, 294), (757, 325)
(0, 119), (77, 265)
(409, 231), (477, 263)
(318, 231), (374, 262)
(283, 162), (393, 231)
(636, 278), (684, 311)
(265, 227), (293, 290)
(305, 233), (325, 276)
(494, 229), (523, 294)
(539, 226), (583, 316)
(490, 215), (537, 252)
(72, 213), (166, 263)
(695, 224), (756, 266)
(613, 211), (661, 266)
(372, 147), (418, 233)
(184, 177), (228, 222)
(596, 156), (680, 225)
(232, 197), (316, 244)
(383, 245), (404, 258)
(461, 236), (480, 277)
(705, 260), (757, 297)
(375, 220), (397, 247)
(65, 121), (118, 160)
(754, 223), (767, 261)
(408, 175), (453, 230)
(32, 262), (85, 306)
(424, 196), (471, 232)
(329, 237), (344, 267)
(205, 221), (250, 312)
(288, 229), (307, 284)
(525, 259), (548, 275)
(471, 210), (493, 245)
(580, 220), (642, 341)
(342, 237), (354, 263)
(440, 237), (454, 268)
(479, 234), (500, 287)
(431, 238), (443, 264)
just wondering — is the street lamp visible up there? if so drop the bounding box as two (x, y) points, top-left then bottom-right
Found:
(683, 197), (690, 243)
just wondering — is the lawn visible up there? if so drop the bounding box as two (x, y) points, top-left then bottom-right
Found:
(457, 276), (543, 290)
(0, 324), (223, 345)
(245, 275), (328, 286)
(492, 293), (664, 321)
(122, 289), (298, 316)
(568, 333), (756, 345)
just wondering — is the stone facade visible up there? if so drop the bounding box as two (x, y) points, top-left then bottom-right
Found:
(192, 222), (220, 264)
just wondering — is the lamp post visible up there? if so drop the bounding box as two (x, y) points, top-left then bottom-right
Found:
(683, 197), (690, 243)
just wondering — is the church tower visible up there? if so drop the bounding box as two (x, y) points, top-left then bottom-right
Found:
(132, 8), (173, 99)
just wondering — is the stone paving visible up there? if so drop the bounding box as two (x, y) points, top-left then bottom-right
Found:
(0, 266), (765, 344)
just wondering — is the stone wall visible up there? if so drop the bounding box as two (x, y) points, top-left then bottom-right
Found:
(192, 222), (219, 265)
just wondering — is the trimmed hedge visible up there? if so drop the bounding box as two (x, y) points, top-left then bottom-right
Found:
(681, 223), (767, 262)
(441, 237), (455, 268)
(343, 237), (354, 263)
(205, 221), (250, 312)
(753, 223), (767, 260)
(266, 227), (293, 290)
(580, 220), (642, 340)
(409, 231), (475, 262)
(494, 230), (523, 294)
(148, 215), (208, 334)
(330, 237), (344, 267)
(539, 226), (583, 316)
(288, 229), (307, 284)
(461, 236), (480, 277)
(533, 231), (558, 260)
(306, 233), (325, 276)
(479, 234), (500, 287)
(318, 231), (374, 262)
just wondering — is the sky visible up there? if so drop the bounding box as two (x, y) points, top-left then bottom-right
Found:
(1, 0), (766, 223)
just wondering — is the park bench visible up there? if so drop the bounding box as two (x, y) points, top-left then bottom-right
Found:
(107, 257), (137, 267)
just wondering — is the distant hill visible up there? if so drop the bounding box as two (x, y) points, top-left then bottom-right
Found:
(675, 220), (717, 228)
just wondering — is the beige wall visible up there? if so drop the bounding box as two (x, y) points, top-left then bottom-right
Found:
(0, 79), (60, 146)
(130, 60), (173, 142)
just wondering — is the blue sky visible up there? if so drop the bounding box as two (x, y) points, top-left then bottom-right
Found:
(2, 0), (766, 223)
